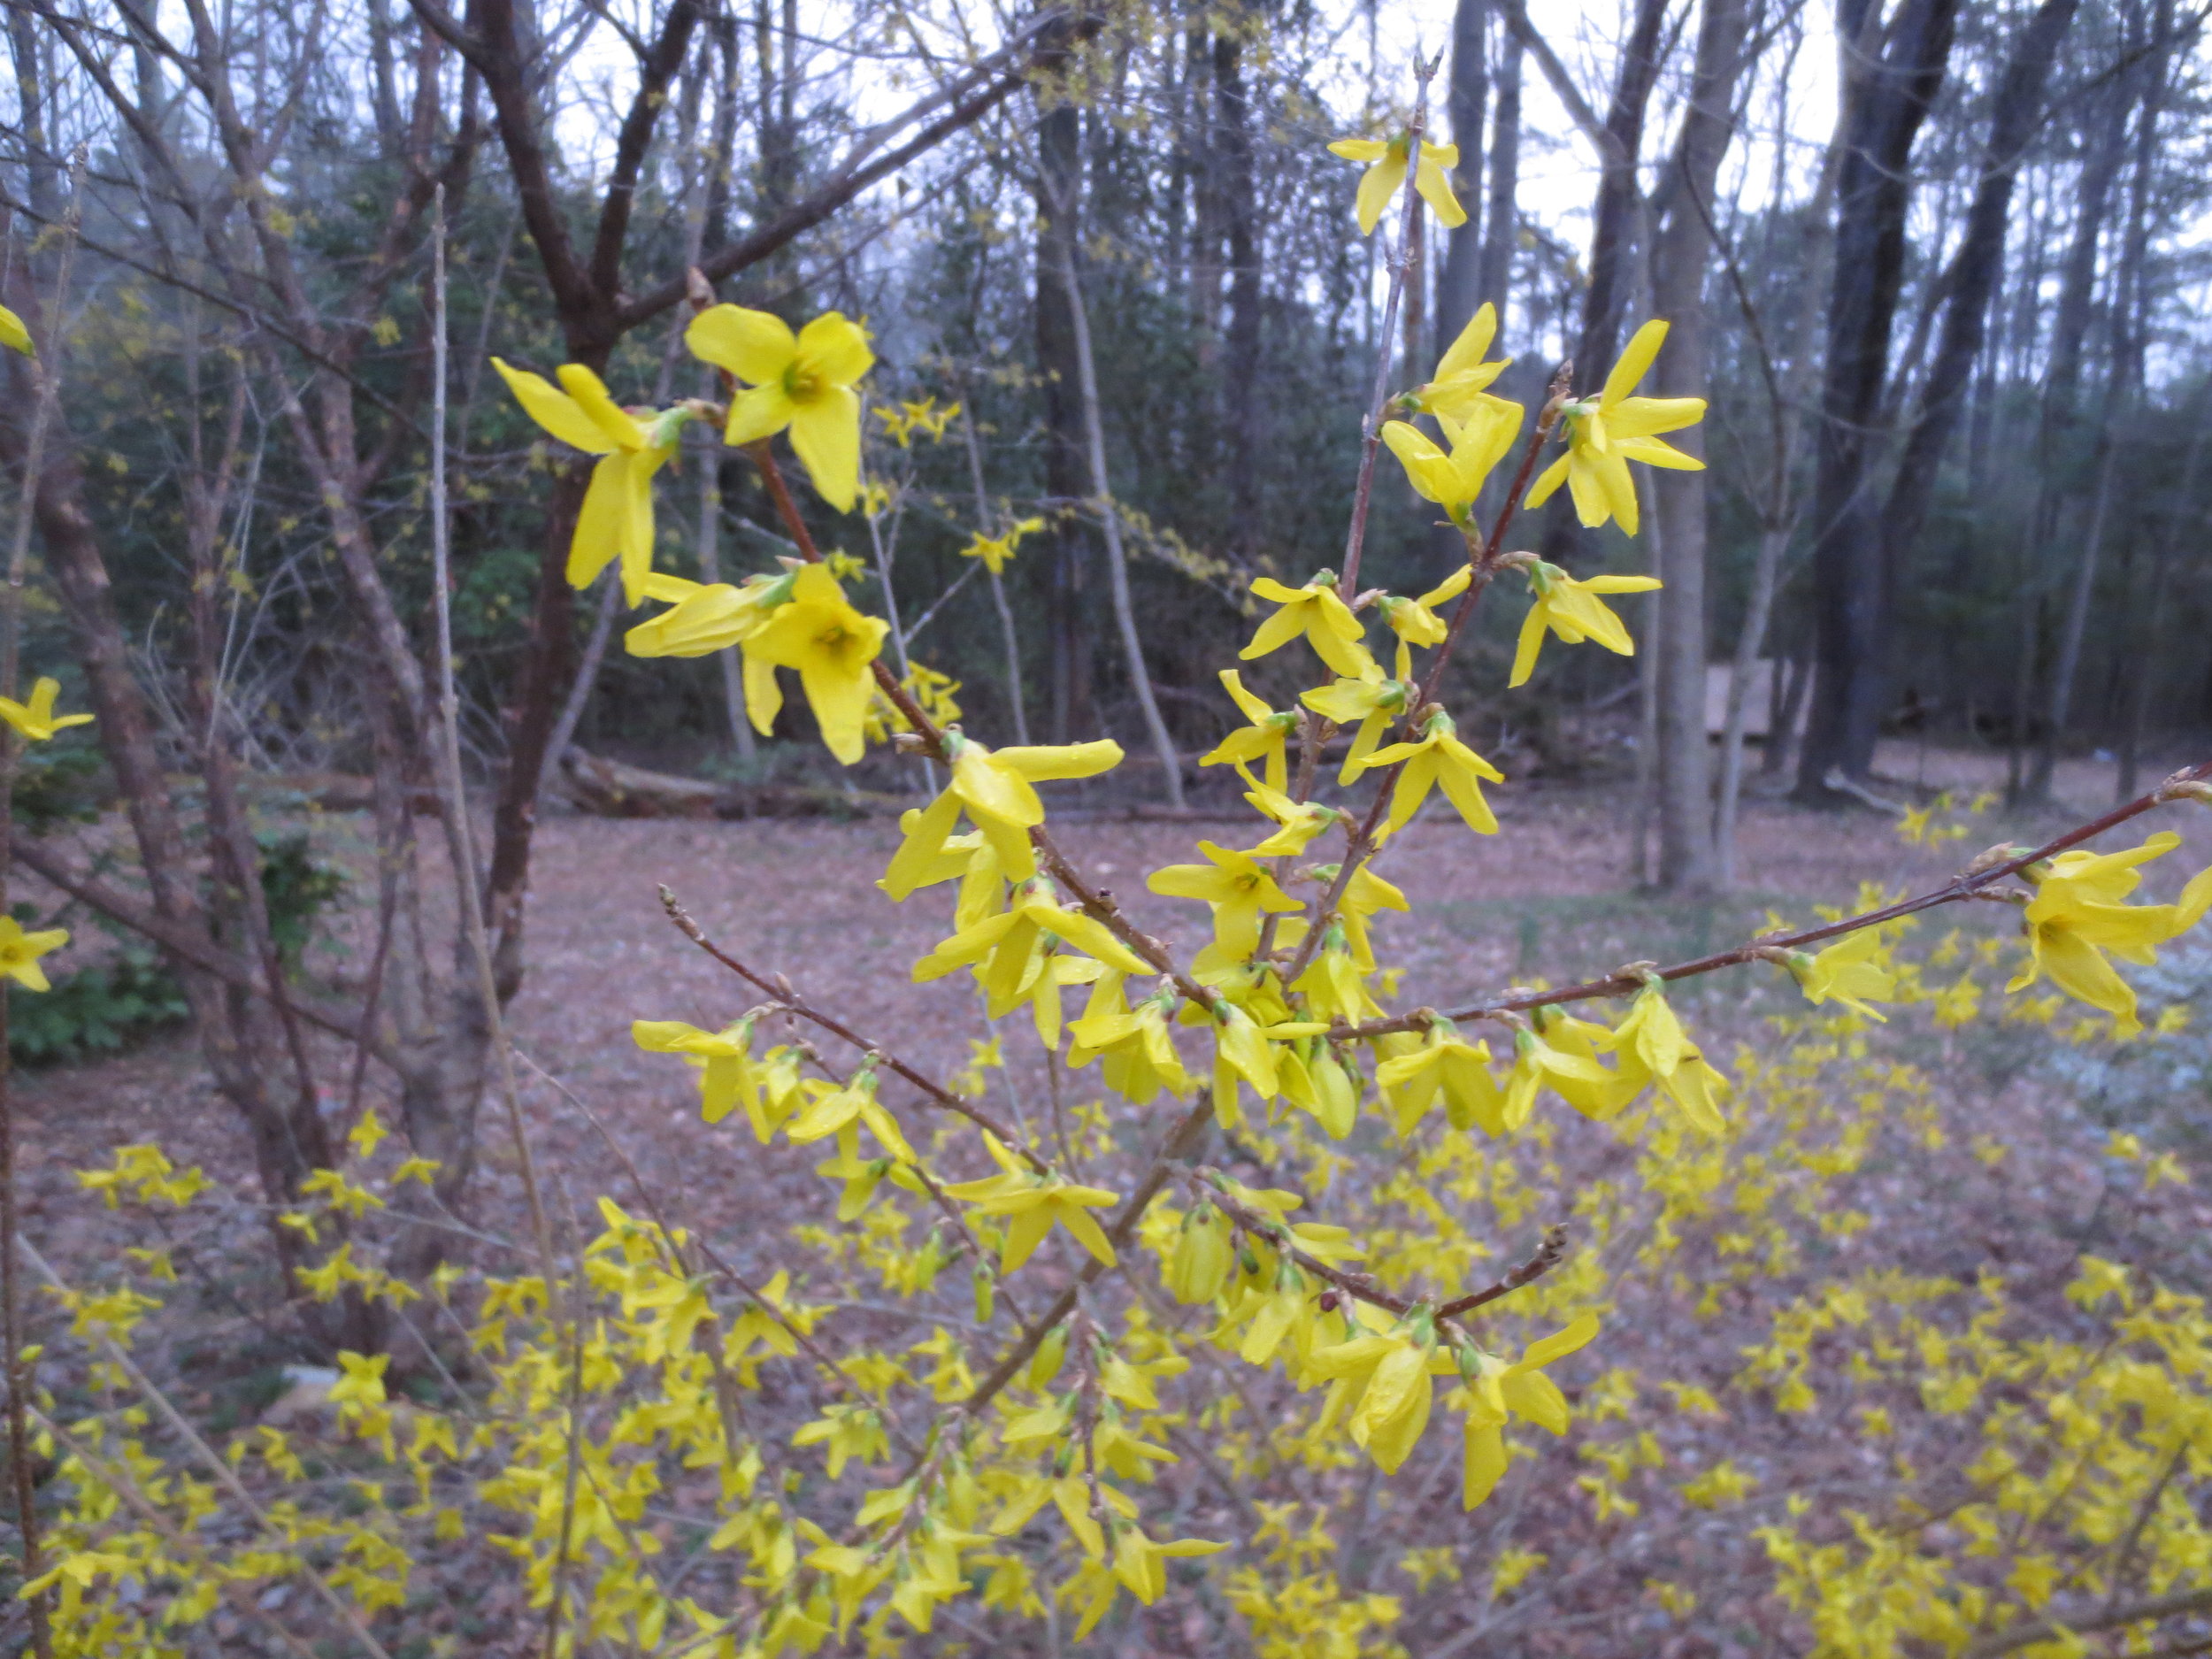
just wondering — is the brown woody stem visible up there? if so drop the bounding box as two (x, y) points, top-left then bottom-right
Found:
(1326, 757), (2212, 1042)
(1337, 65), (1435, 603)
(1283, 375), (1571, 988)
(741, 441), (945, 753)
(657, 887), (1046, 1168)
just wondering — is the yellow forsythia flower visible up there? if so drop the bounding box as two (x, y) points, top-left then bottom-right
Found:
(738, 563), (888, 765)
(624, 571), (783, 658)
(1525, 319), (1705, 534)
(1327, 134), (1468, 234)
(1411, 303), (1512, 424)
(1462, 1313), (1601, 1508)
(1240, 574), (1373, 678)
(1792, 930), (1896, 1021)
(941, 1133), (1119, 1271)
(0, 916), (68, 992)
(1202, 671), (1300, 793)
(0, 676), (93, 742)
(2008, 833), (2212, 1037)
(492, 358), (678, 604)
(1508, 563), (1661, 687)
(1381, 401), (1520, 519)
(1355, 709), (1505, 838)
(687, 304), (874, 511)
(959, 516), (1045, 575)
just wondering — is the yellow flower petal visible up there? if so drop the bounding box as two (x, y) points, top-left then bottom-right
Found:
(492, 358), (615, 453)
(687, 303), (797, 384)
(787, 386), (863, 511)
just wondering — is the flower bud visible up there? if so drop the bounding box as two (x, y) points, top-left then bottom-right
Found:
(1027, 1322), (1069, 1391)
(1167, 1205), (1233, 1304)
(971, 1263), (995, 1325)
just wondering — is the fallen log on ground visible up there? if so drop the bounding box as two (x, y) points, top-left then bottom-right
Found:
(554, 749), (904, 820)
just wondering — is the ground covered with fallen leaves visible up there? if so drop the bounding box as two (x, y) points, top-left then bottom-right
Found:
(15, 742), (2212, 1656)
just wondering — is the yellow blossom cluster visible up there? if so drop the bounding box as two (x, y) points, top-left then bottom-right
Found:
(19, 108), (2212, 1659)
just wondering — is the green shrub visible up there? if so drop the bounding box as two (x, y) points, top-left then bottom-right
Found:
(9, 944), (188, 1066)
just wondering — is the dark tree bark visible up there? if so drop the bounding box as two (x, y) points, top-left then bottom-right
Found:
(1510, 0), (1669, 569)
(1794, 0), (1962, 799)
(0, 347), (355, 1325)
(1434, 0), (1489, 359)
(7, 11), (60, 219)
(1647, 0), (1755, 892)
(2032, 0), (2169, 799)
(2003, 18), (2133, 799)
(1575, 0), (1669, 391)
(1873, 0), (2079, 750)
(1477, 30), (1521, 333)
(1215, 14), (1264, 553)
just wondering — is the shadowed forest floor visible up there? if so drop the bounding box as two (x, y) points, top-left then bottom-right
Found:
(13, 742), (2212, 1655)
(21, 742), (2203, 1284)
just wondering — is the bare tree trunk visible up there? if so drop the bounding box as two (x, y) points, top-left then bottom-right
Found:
(1575, 0), (1670, 395)
(365, 0), (406, 151)
(1435, 0), (1488, 358)
(1184, 15), (1220, 357)
(2008, 35), (2133, 800)
(2116, 380), (2203, 802)
(1717, 52), (1841, 873)
(544, 576), (622, 775)
(1036, 98), (1091, 741)
(1509, 0), (1668, 570)
(0, 349), (337, 1275)
(1867, 0), (2079, 796)
(1047, 206), (1186, 808)
(1478, 30), (1521, 332)
(6, 11), (60, 220)
(1794, 0), (1961, 799)
(1216, 17), (1264, 557)
(2034, 0), (2168, 798)
(960, 400), (1031, 745)
(1647, 0), (1755, 893)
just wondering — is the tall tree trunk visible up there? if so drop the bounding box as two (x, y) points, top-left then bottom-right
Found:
(1793, 0), (1961, 800)
(2032, 0), (2168, 799)
(1216, 15), (1264, 556)
(0, 347), (340, 1286)
(2008, 36), (2133, 799)
(1647, 0), (1755, 893)
(1872, 0), (2078, 767)
(1046, 198), (1186, 807)
(7, 11), (61, 220)
(1478, 30), (1521, 332)
(1184, 18), (1221, 363)
(1435, 0), (1489, 359)
(1036, 99), (1091, 741)
(366, 0), (406, 152)
(1716, 35), (1843, 876)
(1530, 0), (1669, 570)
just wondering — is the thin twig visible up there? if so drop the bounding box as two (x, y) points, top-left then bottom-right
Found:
(1339, 60), (1437, 602)
(18, 1240), (398, 1659)
(1187, 1165), (1569, 1327)
(0, 154), (87, 1659)
(1283, 372), (1573, 989)
(1327, 758), (2212, 1041)
(657, 887), (1044, 1164)
(27, 1407), (324, 1659)
(426, 190), (573, 1659)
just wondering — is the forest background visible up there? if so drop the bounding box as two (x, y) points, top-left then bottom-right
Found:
(6, 0), (2212, 1651)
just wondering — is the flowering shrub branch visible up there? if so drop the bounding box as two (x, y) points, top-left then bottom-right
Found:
(11, 80), (2212, 1659)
